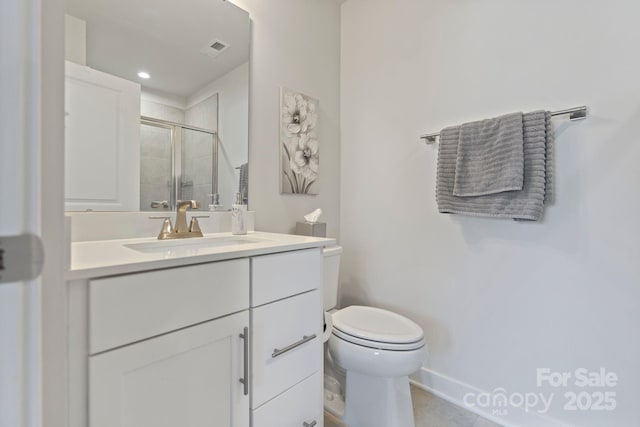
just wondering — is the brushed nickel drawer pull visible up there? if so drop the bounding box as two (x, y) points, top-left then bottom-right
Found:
(303, 421), (317, 427)
(272, 334), (317, 358)
(239, 327), (249, 395)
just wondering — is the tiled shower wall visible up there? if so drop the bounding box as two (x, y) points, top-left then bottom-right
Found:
(139, 100), (185, 210)
(184, 94), (218, 208)
(138, 95), (218, 210)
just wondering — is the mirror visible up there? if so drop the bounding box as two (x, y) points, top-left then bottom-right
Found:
(64, 0), (249, 211)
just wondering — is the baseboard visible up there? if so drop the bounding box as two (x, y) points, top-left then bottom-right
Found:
(409, 368), (573, 427)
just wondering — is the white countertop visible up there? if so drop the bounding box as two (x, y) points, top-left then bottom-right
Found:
(67, 231), (335, 280)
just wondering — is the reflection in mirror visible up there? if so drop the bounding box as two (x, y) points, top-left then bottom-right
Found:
(139, 120), (172, 209)
(140, 116), (218, 212)
(64, 0), (249, 212)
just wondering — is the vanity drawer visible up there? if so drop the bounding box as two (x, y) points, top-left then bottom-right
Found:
(89, 259), (249, 354)
(252, 371), (323, 427)
(251, 289), (322, 408)
(251, 248), (322, 307)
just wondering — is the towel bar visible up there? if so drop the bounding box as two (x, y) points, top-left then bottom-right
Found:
(420, 105), (588, 143)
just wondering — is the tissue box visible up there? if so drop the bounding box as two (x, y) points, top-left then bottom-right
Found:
(295, 221), (326, 237)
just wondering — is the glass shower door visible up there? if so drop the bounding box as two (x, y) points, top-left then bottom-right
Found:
(140, 116), (218, 210)
(181, 128), (217, 210)
(140, 122), (173, 210)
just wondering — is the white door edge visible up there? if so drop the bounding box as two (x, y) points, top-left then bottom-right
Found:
(0, 0), (43, 424)
(1, 0), (66, 426)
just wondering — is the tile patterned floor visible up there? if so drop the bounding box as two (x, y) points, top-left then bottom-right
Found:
(325, 384), (503, 427)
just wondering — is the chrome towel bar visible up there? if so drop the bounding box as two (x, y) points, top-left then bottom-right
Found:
(420, 105), (588, 143)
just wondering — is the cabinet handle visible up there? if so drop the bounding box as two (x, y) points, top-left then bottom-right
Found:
(150, 200), (169, 209)
(303, 421), (317, 427)
(272, 334), (317, 358)
(239, 327), (249, 396)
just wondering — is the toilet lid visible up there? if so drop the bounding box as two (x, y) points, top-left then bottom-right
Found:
(332, 306), (424, 346)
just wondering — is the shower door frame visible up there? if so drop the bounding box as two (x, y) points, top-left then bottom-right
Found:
(141, 116), (218, 211)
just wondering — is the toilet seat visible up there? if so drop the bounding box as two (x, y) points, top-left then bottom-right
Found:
(332, 306), (425, 351)
(332, 328), (425, 351)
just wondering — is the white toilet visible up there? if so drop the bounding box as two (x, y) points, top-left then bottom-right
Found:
(323, 246), (426, 427)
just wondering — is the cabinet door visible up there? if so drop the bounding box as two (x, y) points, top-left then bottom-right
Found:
(64, 60), (140, 211)
(90, 311), (250, 427)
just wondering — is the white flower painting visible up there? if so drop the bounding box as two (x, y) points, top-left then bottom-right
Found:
(281, 87), (319, 194)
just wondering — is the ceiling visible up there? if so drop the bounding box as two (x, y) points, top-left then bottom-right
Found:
(66, 0), (250, 98)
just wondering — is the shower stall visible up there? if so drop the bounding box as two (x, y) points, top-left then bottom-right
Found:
(139, 116), (218, 211)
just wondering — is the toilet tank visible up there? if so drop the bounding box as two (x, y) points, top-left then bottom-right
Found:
(322, 245), (342, 310)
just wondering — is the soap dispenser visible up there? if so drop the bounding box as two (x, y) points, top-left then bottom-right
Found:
(231, 192), (247, 235)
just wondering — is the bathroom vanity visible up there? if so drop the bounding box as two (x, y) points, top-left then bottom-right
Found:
(66, 232), (332, 427)
(61, 0), (328, 424)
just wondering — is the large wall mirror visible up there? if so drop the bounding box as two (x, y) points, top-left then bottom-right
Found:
(64, 0), (249, 212)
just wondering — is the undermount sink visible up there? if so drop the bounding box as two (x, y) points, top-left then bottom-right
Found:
(125, 235), (271, 254)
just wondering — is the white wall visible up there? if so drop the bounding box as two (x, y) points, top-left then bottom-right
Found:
(231, 0), (342, 238)
(141, 89), (188, 115)
(64, 14), (85, 65)
(341, 1), (640, 426)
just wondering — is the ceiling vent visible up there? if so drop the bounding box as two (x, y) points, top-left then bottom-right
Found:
(200, 39), (230, 58)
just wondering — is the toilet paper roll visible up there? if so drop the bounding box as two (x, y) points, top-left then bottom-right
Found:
(323, 311), (333, 343)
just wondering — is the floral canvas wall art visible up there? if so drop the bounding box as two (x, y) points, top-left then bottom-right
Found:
(280, 87), (319, 195)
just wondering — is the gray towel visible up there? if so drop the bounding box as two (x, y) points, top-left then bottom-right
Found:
(436, 110), (554, 221)
(453, 112), (524, 196)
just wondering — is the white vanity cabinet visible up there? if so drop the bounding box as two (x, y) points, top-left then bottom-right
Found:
(68, 242), (327, 427)
(86, 260), (251, 427)
(250, 248), (324, 427)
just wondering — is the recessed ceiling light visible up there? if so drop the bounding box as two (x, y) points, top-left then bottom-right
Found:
(137, 71), (150, 79)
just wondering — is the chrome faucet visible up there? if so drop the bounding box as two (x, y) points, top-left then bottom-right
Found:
(150, 200), (207, 240)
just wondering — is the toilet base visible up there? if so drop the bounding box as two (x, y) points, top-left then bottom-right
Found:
(324, 373), (345, 419)
(324, 387), (345, 419)
(343, 371), (415, 427)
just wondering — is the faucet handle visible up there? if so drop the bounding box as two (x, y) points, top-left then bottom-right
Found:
(177, 200), (200, 210)
(189, 216), (208, 236)
(149, 216), (174, 239)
